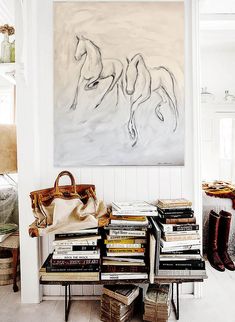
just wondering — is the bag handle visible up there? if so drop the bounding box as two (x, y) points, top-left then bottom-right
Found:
(54, 171), (77, 195)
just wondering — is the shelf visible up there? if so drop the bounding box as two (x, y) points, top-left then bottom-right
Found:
(0, 63), (15, 85)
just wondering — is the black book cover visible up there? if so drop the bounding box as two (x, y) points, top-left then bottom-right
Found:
(51, 258), (100, 266)
(158, 212), (194, 219)
(46, 264), (100, 272)
(101, 265), (148, 273)
(159, 260), (205, 270)
(157, 207), (193, 214)
(160, 249), (201, 255)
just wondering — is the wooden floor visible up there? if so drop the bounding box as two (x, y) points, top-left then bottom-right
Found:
(0, 262), (235, 322)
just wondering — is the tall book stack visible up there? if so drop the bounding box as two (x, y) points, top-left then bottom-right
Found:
(155, 198), (206, 278)
(143, 284), (171, 322)
(100, 285), (139, 322)
(39, 228), (101, 281)
(101, 201), (156, 281)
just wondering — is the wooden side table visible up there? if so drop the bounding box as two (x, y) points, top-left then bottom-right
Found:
(0, 231), (19, 292)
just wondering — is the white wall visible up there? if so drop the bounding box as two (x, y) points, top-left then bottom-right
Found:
(201, 46), (235, 102)
(16, 0), (200, 302)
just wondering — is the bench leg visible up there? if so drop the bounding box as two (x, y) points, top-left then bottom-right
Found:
(171, 282), (179, 320)
(12, 248), (19, 292)
(64, 283), (71, 322)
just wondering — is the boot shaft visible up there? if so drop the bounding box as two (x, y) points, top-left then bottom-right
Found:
(208, 210), (220, 252)
(218, 210), (232, 252)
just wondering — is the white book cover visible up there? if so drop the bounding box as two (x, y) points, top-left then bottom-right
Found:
(101, 273), (148, 280)
(52, 253), (100, 259)
(112, 201), (157, 212)
(160, 244), (200, 253)
(106, 252), (145, 257)
(109, 230), (146, 237)
(110, 218), (149, 226)
(112, 210), (158, 217)
(160, 238), (201, 248)
(53, 250), (99, 255)
(53, 240), (98, 246)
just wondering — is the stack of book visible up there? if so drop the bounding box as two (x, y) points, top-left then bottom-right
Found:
(101, 201), (155, 281)
(143, 284), (171, 322)
(100, 285), (139, 322)
(155, 198), (206, 278)
(39, 228), (101, 281)
(100, 294), (135, 322)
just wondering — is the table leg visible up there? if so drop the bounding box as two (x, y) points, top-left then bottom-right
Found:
(12, 248), (19, 292)
(171, 282), (179, 320)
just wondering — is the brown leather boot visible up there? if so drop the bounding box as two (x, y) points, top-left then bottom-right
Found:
(218, 210), (235, 271)
(207, 210), (225, 271)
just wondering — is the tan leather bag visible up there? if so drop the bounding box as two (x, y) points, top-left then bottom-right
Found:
(29, 171), (107, 237)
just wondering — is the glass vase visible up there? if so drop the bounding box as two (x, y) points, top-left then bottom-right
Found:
(10, 40), (15, 63)
(1, 33), (11, 63)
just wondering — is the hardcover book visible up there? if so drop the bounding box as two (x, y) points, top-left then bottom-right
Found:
(101, 272), (148, 280)
(102, 284), (139, 305)
(157, 198), (192, 208)
(158, 217), (196, 224)
(112, 201), (157, 212)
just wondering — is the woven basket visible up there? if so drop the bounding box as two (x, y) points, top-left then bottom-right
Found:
(0, 252), (20, 286)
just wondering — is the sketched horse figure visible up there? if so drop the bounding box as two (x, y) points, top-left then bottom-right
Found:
(125, 54), (151, 147)
(125, 54), (179, 146)
(151, 66), (178, 131)
(70, 36), (123, 110)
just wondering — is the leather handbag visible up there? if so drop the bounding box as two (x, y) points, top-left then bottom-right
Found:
(29, 170), (107, 237)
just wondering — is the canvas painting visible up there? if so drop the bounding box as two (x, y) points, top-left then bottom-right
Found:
(54, 2), (184, 166)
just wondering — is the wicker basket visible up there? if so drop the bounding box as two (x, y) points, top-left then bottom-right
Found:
(0, 251), (19, 286)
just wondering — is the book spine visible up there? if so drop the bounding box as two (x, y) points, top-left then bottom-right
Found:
(107, 249), (145, 253)
(54, 245), (97, 251)
(110, 220), (148, 226)
(46, 265), (100, 272)
(160, 217), (196, 224)
(160, 249), (201, 255)
(161, 238), (201, 247)
(109, 230), (146, 236)
(112, 211), (158, 216)
(51, 259), (100, 266)
(104, 239), (146, 244)
(102, 265), (148, 273)
(101, 273), (148, 280)
(106, 252), (145, 257)
(55, 232), (98, 238)
(157, 269), (206, 276)
(158, 213), (194, 219)
(106, 244), (146, 249)
(157, 207), (193, 213)
(159, 261), (205, 270)
(53, 250), (99, 255)
(162, 234), (200, 242)
(160, 245), (201, 253)
(52, 240), (98, 246)
(159, 224), (199, 233)
(52, 253), (100, 260)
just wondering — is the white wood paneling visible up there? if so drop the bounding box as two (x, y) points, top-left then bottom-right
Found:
(16, 0), (201, 301)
